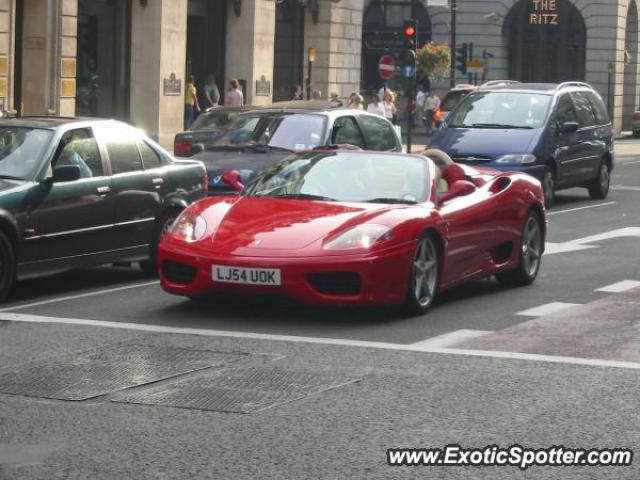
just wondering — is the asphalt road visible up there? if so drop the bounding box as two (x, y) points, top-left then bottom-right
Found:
(1, 138), (639, 479)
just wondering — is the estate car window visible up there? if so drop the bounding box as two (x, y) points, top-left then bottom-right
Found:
(332, 116), (366, 148)
(137, 140), (162, 169)
(570, 91), (597, 127)
(586, 92), (610, 125)
(556, 94), (578, 126)
(359, 115), (398, 150)
(54, 128), (103, 178)
(106, 139), (143, 174)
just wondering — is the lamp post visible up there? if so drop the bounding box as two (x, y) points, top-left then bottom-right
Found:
(306, 47), (316, 100)
(450, 0), (457, 88)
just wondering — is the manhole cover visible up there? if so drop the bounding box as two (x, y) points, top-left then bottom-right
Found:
(0, 345), (245, 400)
(112, 367), (359, 413)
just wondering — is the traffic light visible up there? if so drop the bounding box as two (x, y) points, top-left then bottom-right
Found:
(456, 43), (468, 75)
(403, 20), (417, 51)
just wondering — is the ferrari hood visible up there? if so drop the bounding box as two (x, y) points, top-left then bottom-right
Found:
(199, 196), (396, 256)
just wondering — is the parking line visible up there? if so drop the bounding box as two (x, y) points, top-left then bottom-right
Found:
(0, 281), (160, 312)
(516, 302), (581, 317)
(1, 312), (639, 370)
(547, 202), (616, 216)
(596, 280), (640, 293)
(411, 329), (491, 349)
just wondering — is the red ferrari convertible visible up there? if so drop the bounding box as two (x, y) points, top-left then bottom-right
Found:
(158, 149), (546, 314)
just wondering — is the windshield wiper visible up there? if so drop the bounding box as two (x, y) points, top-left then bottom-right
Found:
(471, 123), (533, 129)
(0, 174), (24, 181)
(362, 197), (418, 205)
(243, 144), (293, 153)
(264, 193), (337, 201)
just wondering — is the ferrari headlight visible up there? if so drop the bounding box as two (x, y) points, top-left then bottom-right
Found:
(169, 210), (208, 242)
(495, 154), (536, 164)
(324, 224), (393, 250)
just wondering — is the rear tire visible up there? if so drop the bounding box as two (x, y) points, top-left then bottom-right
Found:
(496, 210), (543, 287)
(0, 231), (15, 301)
(139, 210), (180, 277)
(542, 166), (555, 209)
(587, 161), (610, 200)
(403, 233), (439, 315)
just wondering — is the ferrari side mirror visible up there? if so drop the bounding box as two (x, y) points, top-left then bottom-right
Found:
(221, 169), (244, 192)
(438, 179), (476, 205)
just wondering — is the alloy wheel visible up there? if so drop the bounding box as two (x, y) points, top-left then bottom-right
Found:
(412, 237), (438, 307)
(521, 215), (542, 278)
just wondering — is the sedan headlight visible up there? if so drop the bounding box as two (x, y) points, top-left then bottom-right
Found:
(495, 154), (537, 164)
(169, 210), (208, 242)
(324, 224), (393, 250)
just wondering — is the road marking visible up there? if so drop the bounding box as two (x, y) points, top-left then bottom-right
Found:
(411, 329), (491, 349)
(0, 281), (160, 312)
(547, 202), (616, 216)
(516, 302), (581, 317)
(545, 227), (640, 255)
(620, 160), (640, 165)
(611, 185), (640, 191)
(596, 280), (640, 293)
(1, 312), (639, 370)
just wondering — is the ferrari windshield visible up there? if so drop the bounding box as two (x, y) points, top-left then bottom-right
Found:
(210, 113), (326, 151)
(0, 127), (53, 180)
(245, 151), (430, 204)
(447, 91), (552, 129)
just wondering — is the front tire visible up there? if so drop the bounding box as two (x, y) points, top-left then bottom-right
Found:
(0, 231), (15, 301)
(587, 161), (610, 200)
(496, 211), (543, 287)
(404, 234), (439, 315)
(139, 210), (180, 277)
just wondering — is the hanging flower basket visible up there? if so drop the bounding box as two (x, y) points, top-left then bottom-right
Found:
(416, 42), (451, 81)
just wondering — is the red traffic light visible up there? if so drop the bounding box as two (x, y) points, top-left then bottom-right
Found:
(404, 25), (416, 37)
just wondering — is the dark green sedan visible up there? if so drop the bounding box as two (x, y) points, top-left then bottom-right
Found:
(0, 117), (207, 300)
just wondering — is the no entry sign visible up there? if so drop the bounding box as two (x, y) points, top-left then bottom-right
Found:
(378, 55), (396, 79)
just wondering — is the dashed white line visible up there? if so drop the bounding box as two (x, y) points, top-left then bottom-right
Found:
(611, 185), (640, 192)
(596, 280), (640, 293)
(1, 312), (639, 370)
(547, 202), (616, 216)
(516, 302), (581, 317)
(0, 281), (160, 312)
(411, 329), (491, 349)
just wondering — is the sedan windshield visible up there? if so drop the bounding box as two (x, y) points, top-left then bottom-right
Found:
(210, 113), (326, 151)
(245, 151), (429, 204)
(0, 127), (53, 180)
(447, 91), (552, 129)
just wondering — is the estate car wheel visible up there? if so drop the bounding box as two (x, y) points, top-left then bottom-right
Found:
(588, 162), (610, 200)
(542, 167), (555, 209)
(404, 234), (439, 315)
(139, 210), (180, 277)
(0, 231), (15, 301)
(496, 211), (543, 287)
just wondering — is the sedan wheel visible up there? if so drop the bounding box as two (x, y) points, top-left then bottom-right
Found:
(140, 210), (180, 277)
(404, 235), (439, 315)
(496, 211), (543, 287)
(588, 162), (610, 200)
(0, 232), (15, 301)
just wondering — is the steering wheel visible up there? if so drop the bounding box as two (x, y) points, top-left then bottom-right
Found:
(422, 148), (454, 168)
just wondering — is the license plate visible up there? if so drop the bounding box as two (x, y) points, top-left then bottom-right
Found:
(212, 265), (281, 286)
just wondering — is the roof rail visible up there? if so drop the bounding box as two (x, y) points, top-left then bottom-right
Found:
(452, 83), (475, 89)
(478, 80), (521, 89)
(556, 81), (591, 90)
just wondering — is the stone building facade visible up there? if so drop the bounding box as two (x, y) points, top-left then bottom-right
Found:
(0, 0), (637, 143)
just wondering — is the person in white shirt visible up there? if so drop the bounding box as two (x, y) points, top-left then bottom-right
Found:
(382, 90), (398, 124)
(423, 88), (440, 135)
(415, 85), (426, 127)
(366, 93), (385, 117)
(225, 79), (244, 106)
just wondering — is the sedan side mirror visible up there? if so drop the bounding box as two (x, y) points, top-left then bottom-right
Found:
(438, 180), (476, 204)
(51, 165), (81, 183)
(559, 121), (579, 134)
(221, 169), (244, 192)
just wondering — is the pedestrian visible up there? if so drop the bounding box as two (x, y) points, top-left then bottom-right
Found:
(292, 85), (303, 100)
(226, 79), (244, 106)
(424, 88), (441, 136)
(312, 90), (323, 100)
(366, 93), (385, 117)
(348, 92), (364, 110)
(415, 85), (426, 127)
(184, 75), (201, 129)
(203, 73), (220, 109)
(383, 90), (398, 125)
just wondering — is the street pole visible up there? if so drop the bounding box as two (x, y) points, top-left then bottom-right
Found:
(449, 0), (457, 88)
(307, 48), (317, 100)
(607, 63), (613, 115)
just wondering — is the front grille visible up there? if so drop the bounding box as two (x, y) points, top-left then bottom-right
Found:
(453, 155), (493, 163)
(307, 272), (362, 296)
(163, 260), (197, 284)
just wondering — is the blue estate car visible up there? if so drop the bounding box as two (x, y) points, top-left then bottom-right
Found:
(429, 81), (614, 208)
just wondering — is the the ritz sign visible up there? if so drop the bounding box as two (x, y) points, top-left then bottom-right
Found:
(529, 0), (559, 25)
